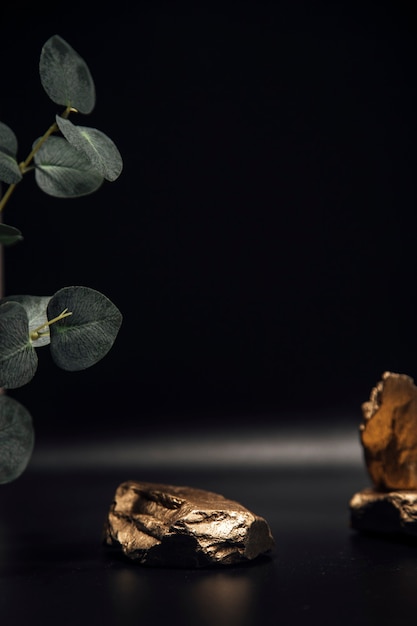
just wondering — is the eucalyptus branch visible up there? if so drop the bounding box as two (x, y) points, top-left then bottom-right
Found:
(0, 35), (123, 484)
(0, 106), (75, 214)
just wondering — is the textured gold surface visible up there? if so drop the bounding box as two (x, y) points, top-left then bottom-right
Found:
(360, 371), (417, 490)
(103, 480), (274, 567)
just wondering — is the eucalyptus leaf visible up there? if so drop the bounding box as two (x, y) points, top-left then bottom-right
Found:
(0, 295), (52, 348)
(34, 135), (103, 197)
(0, 121), (22, 184)
(0, 301), (38, 388)
(56, 116), (123, 182)
(0, 224), (23, 246)
(0, 154), (22, 185)
(48, 286), (122, 371)
(0, 121), (18, 155)
(0, 395), (35, 484)
(39, 35), (96, 114)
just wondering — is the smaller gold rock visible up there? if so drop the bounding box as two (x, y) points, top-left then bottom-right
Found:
(103, 480), (275, 567)
(350, 488), (417, 537)
(360, 371), (417, 490)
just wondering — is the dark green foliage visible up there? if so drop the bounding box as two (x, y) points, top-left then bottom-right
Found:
(0, 301), (38, 389)
(0, 122), (22, 184)
(56, 116), (123, 182)
(34, 135), (104, 197)
(0, 35), (124, 482)
(1, 295), (52, 347)
(0, 223), (23, 245)
(0, 395), (34, 484)
(48, 286), (122, 371)
(0, 287), (122, 387)
(39, 34), (96, 114)
(0, 34), (122, 214)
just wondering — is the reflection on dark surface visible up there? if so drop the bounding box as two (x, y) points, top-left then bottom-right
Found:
(109, 568), (151, 626)
(190, 572), (255, 626)
(108, 561), (272, 626)
(1, 459), (417, 625)
(349, 533), (417, 624)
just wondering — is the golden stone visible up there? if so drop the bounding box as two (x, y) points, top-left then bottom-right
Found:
(350, 488), (417, 537)
(350, 371), (417, 537)
(103, 480), (275, 567)
(360, 371), (417, 490)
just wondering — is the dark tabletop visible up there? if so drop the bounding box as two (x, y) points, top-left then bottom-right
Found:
(1, 425), (416, 626)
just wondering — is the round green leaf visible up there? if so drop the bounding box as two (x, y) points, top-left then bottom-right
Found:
(0, 223), (23, 246)
(0, 122), (22, 184)
(1, 295), (52, 347)
(0, 394), (34, 484)
(39, 35), (96, 114)
(0, 154), (22, 184)
(0, 301), (38, 388)
(0, 121), (18, 155)
(34, 135), (103, 197)
(48, 286), (122, 371)
(56, 116), (123, 182)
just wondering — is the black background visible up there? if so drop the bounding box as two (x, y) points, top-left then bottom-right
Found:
(1, 0), (416, 439)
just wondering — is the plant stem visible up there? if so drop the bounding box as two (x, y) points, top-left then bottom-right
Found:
(0, 180), (18, 212)
(0, 119), (59, 214)
(21, 121), (58, 170)
(0, 106), (74, 214)
(30, 307), (73, 341)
